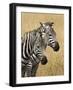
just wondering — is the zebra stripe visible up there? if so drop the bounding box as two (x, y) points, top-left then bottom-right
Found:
(21, 22), (59, 77)
(22, 32), (41, 65)
(23, 33), (27, 59)
(48, 35), (56, 47)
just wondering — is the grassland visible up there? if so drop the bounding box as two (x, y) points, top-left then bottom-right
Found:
(21, 12), (64, 76)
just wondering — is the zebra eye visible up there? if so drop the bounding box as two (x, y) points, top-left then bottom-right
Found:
(37, 46), (40, 48)
(49, 34), (52, 36)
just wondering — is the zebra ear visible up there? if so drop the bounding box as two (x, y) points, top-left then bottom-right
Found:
(40, 22), (43, 26)
(40, 22), (45, 27)
(50, 22), (54, 26)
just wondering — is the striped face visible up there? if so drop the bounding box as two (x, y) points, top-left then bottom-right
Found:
(40, 22), (60, 51)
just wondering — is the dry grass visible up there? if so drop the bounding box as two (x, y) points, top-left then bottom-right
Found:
(21, 12), (64, 76)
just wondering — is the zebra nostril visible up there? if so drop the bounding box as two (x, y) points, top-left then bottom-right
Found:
(53, 42), (60, 51)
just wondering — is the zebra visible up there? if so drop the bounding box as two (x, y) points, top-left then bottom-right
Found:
(21, 22), (60, 77)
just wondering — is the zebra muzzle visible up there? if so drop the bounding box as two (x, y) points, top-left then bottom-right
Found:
(41, 56), (48, 65)
(53, 41), (60, 51)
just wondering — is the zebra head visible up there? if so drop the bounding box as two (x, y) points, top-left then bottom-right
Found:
(40, 22), (60, 51)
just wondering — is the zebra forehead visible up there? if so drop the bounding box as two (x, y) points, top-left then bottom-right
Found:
(44, 23), (56, 36)
(44, 22), (54, 26)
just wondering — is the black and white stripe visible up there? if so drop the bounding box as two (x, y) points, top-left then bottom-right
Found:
(21, 31), (43, 77)
(21, 22), (59, 77)
(22, 32), (40, 64)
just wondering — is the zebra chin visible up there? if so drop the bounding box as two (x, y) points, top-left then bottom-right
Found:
(52, 41), (60, 51)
